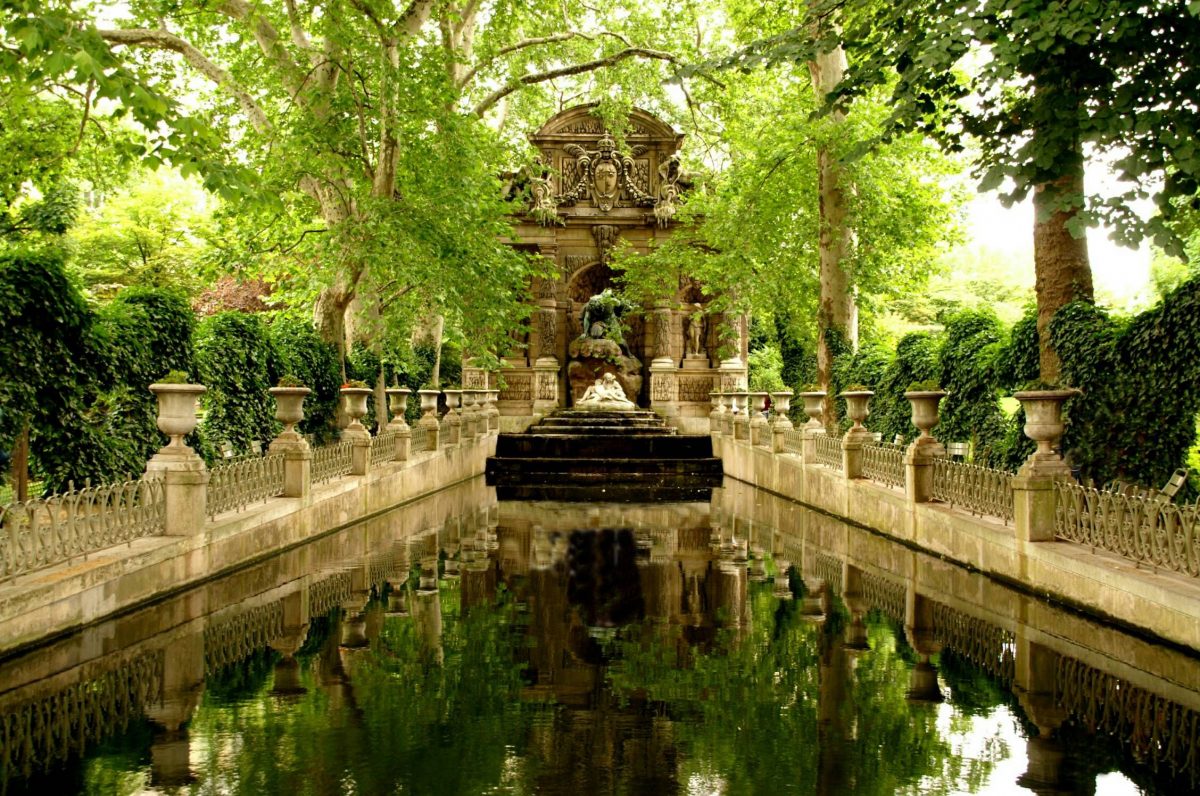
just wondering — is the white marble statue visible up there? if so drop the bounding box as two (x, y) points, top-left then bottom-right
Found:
(577, 372), (636, 411)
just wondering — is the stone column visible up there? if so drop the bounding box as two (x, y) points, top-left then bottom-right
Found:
(905, 444), (942, 504)
(1014, 475), (1058, 543)
(731, 391), (751, 442)
(748, 392), (769, 446)
(146, 446), (209, 537)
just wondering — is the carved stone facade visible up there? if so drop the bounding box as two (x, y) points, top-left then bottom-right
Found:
(497, 104), (747, 432)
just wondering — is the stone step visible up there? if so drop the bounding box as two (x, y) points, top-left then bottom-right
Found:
(486, 457), (723, 479)
(494, 483), (720, 503)
(495, 434), (714, 459)
(531, 425), (677, 436)
(534, 416), (668, 427)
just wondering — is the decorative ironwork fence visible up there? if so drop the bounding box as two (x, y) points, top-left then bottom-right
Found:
(862, 442), (905, 489)
(782, 429), (803, 455)
(0, 648), (163, 780)
(931, 458), (1015, 524)
(371, 430), (398, 467)
(814, 433), (843, 469)
(410, 425), (430, 452)
(1056, 654), (1200, 787)
(206, 453), (285, 519)
(1054, 481), (1200, 576)
(312, 440), (353, 485)
(0, 478), (165, 580)
(929, 600), (1016, 684)
(812, 552), (843, 594)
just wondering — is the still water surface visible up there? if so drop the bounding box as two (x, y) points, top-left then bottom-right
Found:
(1, 479), (1198, 795)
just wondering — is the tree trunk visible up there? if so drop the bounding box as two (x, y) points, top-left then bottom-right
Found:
(11, 423), (29, 502)
(810, 44), (858, 428)
(1031, 82), (1094, 383)
(429, 314), (445, 388)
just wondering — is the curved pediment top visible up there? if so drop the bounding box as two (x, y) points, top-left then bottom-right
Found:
(532, 103), (684, 147)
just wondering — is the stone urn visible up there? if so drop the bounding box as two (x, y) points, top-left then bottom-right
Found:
(903, 390), (947, 449)
(340, 387), (371, 437)
(839, 390), (874, 439)
(417, 389), (440, 424)
(149, 382), (206, 452)
(386, 388), (411, 430)
(444, 389), (462, 415)
(269, 386), (311, 441)
(1014, 388), (1081, 476)
(771, 390), (794, 428)
(747, 392), (769, 419)
(798, 391), (826, 431)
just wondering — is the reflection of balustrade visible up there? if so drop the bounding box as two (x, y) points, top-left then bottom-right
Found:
(1055, 654), (1200, 788)
(0, 477), (165, 579)
(812, 552), (843, 595)
(931, 458), (1015, 524)
(312, 441), (354, 485)
(860, 571), (906, 623)
(206, 453), (286, 519)
(861, 442), (905, 489)
(929, 600), (1016, 685)
(813, 433), (842, 469)
(1054, 481), (1200, 576)
(203, 601), (285, 675)
(309, 571), (353, 618)
(0, 648), (164, 781)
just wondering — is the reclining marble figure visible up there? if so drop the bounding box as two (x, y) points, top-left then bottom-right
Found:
(577, 372), (636, 411)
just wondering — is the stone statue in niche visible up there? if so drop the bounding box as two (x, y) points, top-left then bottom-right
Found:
(567, 289), (642, 406)
(577, 372), (637, 411)
(686, 304), (706, 358)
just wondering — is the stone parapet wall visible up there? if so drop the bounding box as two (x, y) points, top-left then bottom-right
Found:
(716, 434), (1200, 652)
(0, 436), (495, 654)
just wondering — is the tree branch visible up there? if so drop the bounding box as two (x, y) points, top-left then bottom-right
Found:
(98, 28), (271, 132)
(216, 0), (302, 97)
(282, 0), (314, 51)
(472, 47), (724, 116)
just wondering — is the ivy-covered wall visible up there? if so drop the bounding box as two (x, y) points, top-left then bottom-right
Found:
(195, 312), (278, 452)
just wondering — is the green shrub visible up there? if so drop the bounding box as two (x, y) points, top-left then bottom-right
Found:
(872, 333), (942, 443)
(937, 310), (1007, 462)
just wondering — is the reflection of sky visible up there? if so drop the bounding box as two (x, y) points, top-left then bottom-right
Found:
(934, 699), (1140, 796)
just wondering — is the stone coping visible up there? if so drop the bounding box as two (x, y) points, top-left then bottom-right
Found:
(0, 437), (495, 656)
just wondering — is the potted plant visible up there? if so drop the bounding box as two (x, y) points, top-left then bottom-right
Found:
(797, 384), (826, 431)
(839, 384), (874, 437)
(1013, 381), (1081, 475)
(903, 380), (948, 447)
(149, 370), (206, 451)
(270, 376), (311, 439)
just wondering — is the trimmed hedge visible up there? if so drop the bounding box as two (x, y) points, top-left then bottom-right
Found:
(195, 312), (277, 453)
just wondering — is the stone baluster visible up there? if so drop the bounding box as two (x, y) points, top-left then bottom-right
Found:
(748, 392), (769, 446)
(903, 389), (947, 503)
(709, 391), (724, 436)
(486, 389), (501, 432)
(340, 386), (373, 476)
(1012, 389), (1079, 544)
(770, 389), (794, 453)
(416, 389), (441, 451)
(731, 391), (751, 442)
(269, 385), (313, 499)
(443, 389), (462, 446)
(839, 389), (873, 479)
(386, 387), (412, 461)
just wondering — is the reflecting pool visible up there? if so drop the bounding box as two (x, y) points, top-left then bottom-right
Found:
(1, 479), (1198, 794)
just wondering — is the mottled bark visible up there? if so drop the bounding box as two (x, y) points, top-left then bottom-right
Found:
(810, 45), (858, 428)
(1027, 79), (1094, 384)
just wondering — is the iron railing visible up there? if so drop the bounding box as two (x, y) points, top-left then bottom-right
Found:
(862, 442), (905, 489)
(0, 478), (165, 580)
(371, 430), (398, 467)
(813, 433), (842, 469)
(1054, 481), (1200, 576)
(931, 458), (1015, 524)
(206, 453), (285, 519)
(782, 428), (803, 455)
(410, 425), (431, 453)
(312, 440), (353, 485)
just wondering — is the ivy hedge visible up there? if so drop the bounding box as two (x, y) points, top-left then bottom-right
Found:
(269, 315), (341, 444)
(195, 312), (279, 453)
